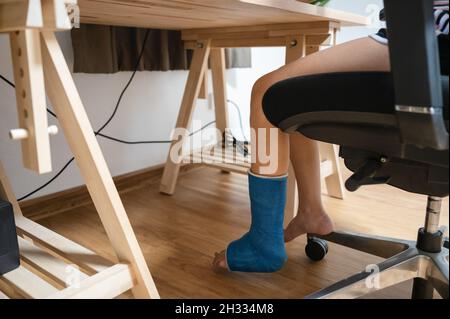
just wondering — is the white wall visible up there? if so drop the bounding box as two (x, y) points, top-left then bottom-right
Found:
(0, 0), (383, 200)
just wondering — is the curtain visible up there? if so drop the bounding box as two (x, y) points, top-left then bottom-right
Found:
(71, 24), (251, 73)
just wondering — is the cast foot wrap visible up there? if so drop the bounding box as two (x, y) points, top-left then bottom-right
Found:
(226, 172), (288, 272)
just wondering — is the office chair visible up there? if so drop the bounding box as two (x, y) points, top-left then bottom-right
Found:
(262, 0), (449, 299)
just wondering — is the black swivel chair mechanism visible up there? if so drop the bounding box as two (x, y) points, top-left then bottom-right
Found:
(263, 0), (449, 299)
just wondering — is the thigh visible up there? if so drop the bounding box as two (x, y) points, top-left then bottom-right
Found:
(268, 37), (390, 84)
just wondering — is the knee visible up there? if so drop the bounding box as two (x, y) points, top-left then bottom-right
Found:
(250, 73), (281, 124)
(251, 73), (278, 102)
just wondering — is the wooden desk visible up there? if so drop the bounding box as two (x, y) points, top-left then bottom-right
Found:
(0, 0), (159, 299)
(0, 0), (367, 299)
(77, 0), (367, 29)
(78, 0), (367, 224)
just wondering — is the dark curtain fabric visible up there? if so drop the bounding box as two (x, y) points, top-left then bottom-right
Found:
(71, 24), (251, 73)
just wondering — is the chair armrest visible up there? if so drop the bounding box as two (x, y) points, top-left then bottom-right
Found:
(384, 0), (448, 150)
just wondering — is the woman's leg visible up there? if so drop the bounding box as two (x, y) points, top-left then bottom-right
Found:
(285, 134), (332, 242)
(282, 37), (391, 242)
(213, 37), (390, 271)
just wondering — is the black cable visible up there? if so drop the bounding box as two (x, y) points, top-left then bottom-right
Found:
(0, 73), (73, 201)
(95, 31), (150, 135)
(16, 121), (217, 201)
(0, 73), (14, 87)
(97, 133), (171, 145)
(0, 77), (243, 145)
(17, 158), (75, 201)
(1, 30), (244, 200)
(16, 119), (216, 201)
(0, 73), (58, 118)
(17, 30), (153, 201)
(188, 121), (217, 137)
(96, 120), (216, 145)
(2, 67), (235, 198)
(47, 108), (57, 118)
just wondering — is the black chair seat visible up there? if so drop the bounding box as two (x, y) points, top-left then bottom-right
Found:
(263, 72), (448, 164)
(263, 72), (449, 197)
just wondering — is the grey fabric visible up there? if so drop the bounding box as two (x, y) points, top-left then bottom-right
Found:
(225, 47), (252, 69)
(71, 24), (251, 74)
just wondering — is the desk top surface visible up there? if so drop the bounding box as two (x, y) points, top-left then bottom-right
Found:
(78, 0), (368, 30)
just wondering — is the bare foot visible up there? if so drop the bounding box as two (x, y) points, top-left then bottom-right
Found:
(212, 250), (228, 272)
(284, 209), (334, 243)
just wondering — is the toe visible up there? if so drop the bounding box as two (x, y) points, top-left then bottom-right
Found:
(212, 250), (228, 273)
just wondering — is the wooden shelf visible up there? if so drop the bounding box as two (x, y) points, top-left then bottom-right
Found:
(190, 145), (334, 179)
(0, 218), (134, 299)
(2, 145), (154, 299)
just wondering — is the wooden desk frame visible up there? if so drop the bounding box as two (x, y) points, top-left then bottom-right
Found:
(160, 21), (345, 223)
(0, 0), (159, 299)
(0, 0), (359, 299)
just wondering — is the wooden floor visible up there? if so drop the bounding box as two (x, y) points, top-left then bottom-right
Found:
(37, 166), (449, 299)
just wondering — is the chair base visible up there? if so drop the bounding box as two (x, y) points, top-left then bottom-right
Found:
(305, 230), (449, 299)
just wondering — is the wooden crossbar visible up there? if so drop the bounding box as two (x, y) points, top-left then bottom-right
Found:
(0, 0), (44, 33)
(0, 0), (74, 33)
(182, 21), (335, 40)
(190, 146), (334, 178)
(18, 237), (90, 289)
(47, 264), (134, 299)
(15, 216), (112, 275)
(0, 266), (59, 299)
(1, 234), (132, 299)
(183, 22), (333, 49)
(1, 0), (361, 300)
(0, 1), (159, 297)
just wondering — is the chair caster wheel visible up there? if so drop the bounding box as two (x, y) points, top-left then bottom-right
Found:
(305, 237), (329, 261)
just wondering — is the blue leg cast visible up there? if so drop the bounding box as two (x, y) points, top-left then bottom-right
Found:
(226, 172), (288, 272)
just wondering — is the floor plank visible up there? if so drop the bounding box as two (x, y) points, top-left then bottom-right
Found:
(37, 166), (449, 299)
